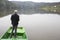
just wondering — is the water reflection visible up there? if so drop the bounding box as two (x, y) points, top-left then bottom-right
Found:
(0, 14), (60, 40)
(0, 10), (60, 18)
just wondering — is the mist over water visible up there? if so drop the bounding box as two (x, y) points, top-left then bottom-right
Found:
(0, 13), (60, 40)
(0, 0), (60, 40)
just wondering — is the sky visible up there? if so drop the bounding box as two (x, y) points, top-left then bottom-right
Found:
(8, 0), (60, 3)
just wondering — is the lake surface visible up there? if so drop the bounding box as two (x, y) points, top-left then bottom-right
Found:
(0, 13), (60, 40)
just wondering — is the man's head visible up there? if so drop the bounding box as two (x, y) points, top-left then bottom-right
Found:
(14, 10), (18, 14)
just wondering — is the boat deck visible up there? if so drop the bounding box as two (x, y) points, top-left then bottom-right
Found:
(1, 27), (28, 40)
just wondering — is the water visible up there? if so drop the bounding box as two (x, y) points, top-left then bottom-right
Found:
(0, 13), (60, 40)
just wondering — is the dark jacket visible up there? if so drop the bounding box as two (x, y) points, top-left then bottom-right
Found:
(11, 13), (19, 26)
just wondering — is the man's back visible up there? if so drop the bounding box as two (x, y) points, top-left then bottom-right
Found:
(11, 13), (19, 26)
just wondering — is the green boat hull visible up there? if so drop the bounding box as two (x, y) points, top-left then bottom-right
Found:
(1, 27), (28, 40)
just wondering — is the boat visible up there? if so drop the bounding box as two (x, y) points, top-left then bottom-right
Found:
(1, 27), (28, 40)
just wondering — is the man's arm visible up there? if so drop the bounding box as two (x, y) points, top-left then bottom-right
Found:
(18, 15), (19, 21)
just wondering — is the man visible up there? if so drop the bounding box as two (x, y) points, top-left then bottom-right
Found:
(10, 10), (19, 38)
